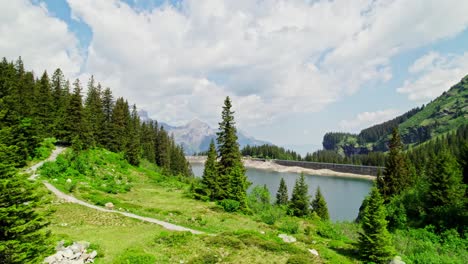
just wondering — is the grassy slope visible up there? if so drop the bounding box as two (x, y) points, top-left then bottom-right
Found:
(40, 148), (468, 263)
(40, 149), (357, 264)
(331, 75), (468, 151)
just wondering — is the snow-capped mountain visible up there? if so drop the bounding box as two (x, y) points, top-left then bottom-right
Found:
(138, 111), (269, 154)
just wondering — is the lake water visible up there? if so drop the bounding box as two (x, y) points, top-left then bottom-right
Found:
(191, 163), (373, 222)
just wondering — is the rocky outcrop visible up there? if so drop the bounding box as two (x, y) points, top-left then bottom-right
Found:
(44, 241), (97, 264)
(278, 234), (296, 243)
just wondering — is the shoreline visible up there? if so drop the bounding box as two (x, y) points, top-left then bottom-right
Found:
(187, 156), (375, 181)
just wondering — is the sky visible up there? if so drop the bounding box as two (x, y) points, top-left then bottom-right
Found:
(1, 0), (468, 152)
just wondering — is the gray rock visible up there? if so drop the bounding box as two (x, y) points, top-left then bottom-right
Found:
(389, 256), (405, 264)
(44, 255), (56, 263)
(278, 234), (296, 243)
(89, 250), (97, 259)
(55, 240), (65, 251)
(72, 252), (82, 260)
(62, 248), (74, 259)
(70, 243), (82, 254)
(105, 202), (114, 210)
(308, 248), (319, 256)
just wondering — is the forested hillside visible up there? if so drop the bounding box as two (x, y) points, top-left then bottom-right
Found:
(322, 75), (468, 155)
(0, 57), (191, 176)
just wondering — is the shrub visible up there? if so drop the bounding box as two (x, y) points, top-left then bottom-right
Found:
(33, 137), (57, 160)
(279, 219), (300, 234)
(218, 199), (240, 212)
(207, 235), (245, 249)
(316, 221), (343, 240)
(188, 253), (219, 264)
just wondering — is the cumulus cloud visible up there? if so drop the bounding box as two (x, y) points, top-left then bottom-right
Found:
(339, 109), (401, 132)
(398, 52), (468, 101)
(2, 0), (468, 130)
(63, 0), (468, 127)
(0, 0), (82, 77)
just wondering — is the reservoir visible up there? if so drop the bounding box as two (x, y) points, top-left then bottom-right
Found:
(191, 162), (373, 222)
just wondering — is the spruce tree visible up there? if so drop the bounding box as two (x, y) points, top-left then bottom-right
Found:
(289, 173), (310, 217)
(100, 87), (114, 149)
(84, 77), (104, 146)
(276, 177), (288, 205)
(125, 105), (141, 165)
(34, 71), (53, 138)
(109, 98), (130, 152)
(311, 186), (329, 220)
(379, 128), (410, 201)
(64, 79), (91, 149)
(216, 97), (249, 206)
(358, 186), (394, 264)
(51, 69), (69, 140)
(202, 139), (220, 199)
(425, 150), (466, 231)
(0, 159), (51, 263)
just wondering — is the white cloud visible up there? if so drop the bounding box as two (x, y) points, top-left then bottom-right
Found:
(398, 52), (468, 101)
(339, 109), (401, 132)
(62, 0), (468, 128)
(0, 0), (82, 77)
(2, 0), (468, 132)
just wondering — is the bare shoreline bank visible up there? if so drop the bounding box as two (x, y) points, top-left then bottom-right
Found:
(187, 156), (375, 181)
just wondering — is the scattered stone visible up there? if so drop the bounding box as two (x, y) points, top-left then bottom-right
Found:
(105, 202), (114, 210)
(260, 231), (265, 234)
(278, 234), (296, 243)
(308, 248), (319, 256)
(43, 241), (97, 264)
(66, 178), (72, 183)
(389, 256), (405, 264)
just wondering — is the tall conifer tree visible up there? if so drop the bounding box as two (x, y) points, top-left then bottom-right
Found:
(216, 97), (249, 206)
(276, 177), (288, 205)
(358, 186), (394, 263)
(202, 139), (219, 199)
(311, 187), (329, 220)
(289, 173), (310, 217)
(379, 128), (410, 201)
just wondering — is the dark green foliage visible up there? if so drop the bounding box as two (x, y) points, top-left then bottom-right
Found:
(218, 199), (240, 212)
(215, 97), (249, 206)
(100, 87), (114, 150)
(379, 128), (411, 201)
(201, 140), (219, 199)
(154, 231), (193, 246)
(279, 219), (299, 234)
(289, 173), (310, 217)
(276, 177), (288, 205)
(358, 186), (394, 263)
(34, 71), (54, 137)
(84, 76), (104, 146)
(64, 79), (92, 149)
(109, 97), (130, 152)
(241, 144), (301, 160)
(0, 163), (52, 263)
(425, 150), (466, 232)
(125, 105), (141, 166)
(311, 187), (329, 221)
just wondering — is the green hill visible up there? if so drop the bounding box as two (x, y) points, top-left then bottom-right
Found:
(323, 74), (468, 155)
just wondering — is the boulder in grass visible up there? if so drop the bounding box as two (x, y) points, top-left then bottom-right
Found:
(278, 234), (296, 243)
(389, 256), (405, 264)
(105, 202), (114, 210)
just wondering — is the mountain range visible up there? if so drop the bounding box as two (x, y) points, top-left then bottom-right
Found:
(322, 74), (468, 156)
(138, 111), (270, 154)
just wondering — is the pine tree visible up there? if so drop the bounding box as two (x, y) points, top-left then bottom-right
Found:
(64, 79), (91, 149)
(202, 139), (220, 199)
(289, 173), (310, 217)
(50, 69), (69, 140)
(311, 186), (329, 220)
(124, 105), (141, 165)
(216, 97), (249, 206)
(156, 126), (171, 170)
(379, 128), (410, 201)
(140, 122), (156, 163)
(84, 77), (104, 146)
(0, 159), (51, 263)
(100, 87), (114, 149)
(358, 186), (394, 263)
(276, 177), (288, 205)
(34, 71), (53, 138)
(109, 98), (130, 152)
(425, 150), (466, 231)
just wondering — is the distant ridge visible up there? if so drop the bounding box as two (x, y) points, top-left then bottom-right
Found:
(137, 111), (270, 154)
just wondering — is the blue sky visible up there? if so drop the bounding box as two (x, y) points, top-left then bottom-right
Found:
(2, 0), (468, 153)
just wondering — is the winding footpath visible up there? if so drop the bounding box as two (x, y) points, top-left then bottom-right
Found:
(27, 147), (203, 235)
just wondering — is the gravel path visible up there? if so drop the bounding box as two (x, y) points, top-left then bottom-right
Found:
(29, 147), (203, 235)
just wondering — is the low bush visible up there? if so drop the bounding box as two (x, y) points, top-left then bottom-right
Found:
(218, 199), (240, 212)
(33, 137), (57, 160)
(279, 219), (300, 234)
(286, 254), (318, 264)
